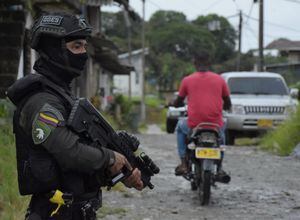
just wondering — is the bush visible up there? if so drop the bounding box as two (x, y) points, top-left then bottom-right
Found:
(0, 99), (14, 119)
(260, 106), (300, 156)
(145, 95), (163, 108)
(107, 94), (140, 132)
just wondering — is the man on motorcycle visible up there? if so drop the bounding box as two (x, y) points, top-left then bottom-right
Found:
(173, 51), (231, 175)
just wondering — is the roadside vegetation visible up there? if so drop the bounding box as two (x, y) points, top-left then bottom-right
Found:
(260, 105), (300, 156)
(0, 124), (29, 220)
(145, 95), (166, 132)
(0, 100), (28, 219)
(235, 138), (260, 146)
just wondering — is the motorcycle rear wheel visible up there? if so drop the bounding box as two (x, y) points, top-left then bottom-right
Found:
(200, 170), (211, 205)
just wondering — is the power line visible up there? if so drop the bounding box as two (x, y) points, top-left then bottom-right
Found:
(146, 0), (206, 18)
(244, 22), (286, 41)
(185, 0), (206, 11)
(226, 13), (239, 19)
(231, 0), (240, 11)
(242, 27), (257, 51)
(244, 1), (254, 25)
(201, 0), (224, 14)
(283, 0), (300, 4)
(244, 23), (257, 41)
(147, 0), (162, 9)
(243, 13), (300, 33)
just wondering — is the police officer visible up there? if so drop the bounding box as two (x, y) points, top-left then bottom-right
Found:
(7, 12), (143, 220)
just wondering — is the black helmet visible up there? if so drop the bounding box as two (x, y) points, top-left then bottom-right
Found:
(31, 12), (92, 50)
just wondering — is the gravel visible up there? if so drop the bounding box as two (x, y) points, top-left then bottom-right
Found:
(98, 132), (300, 220)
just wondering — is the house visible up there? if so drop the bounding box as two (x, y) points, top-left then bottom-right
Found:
(114, 48), (148, 97)
(266, 38), (300, 63)
(264, 39), (300, 84)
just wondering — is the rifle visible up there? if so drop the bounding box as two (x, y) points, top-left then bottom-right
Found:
(67, 98), (160, 189)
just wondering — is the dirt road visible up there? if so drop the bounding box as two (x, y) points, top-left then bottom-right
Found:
(99, 132), (300, 220)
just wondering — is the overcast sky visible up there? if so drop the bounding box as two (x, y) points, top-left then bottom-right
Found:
(102, 0), (300, 53)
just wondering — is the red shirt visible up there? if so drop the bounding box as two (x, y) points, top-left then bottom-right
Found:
(179, 71), (230, 128)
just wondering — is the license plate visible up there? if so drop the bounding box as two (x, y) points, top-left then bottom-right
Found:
(195, 148), (221, 159)
(257, 119), (273, 128)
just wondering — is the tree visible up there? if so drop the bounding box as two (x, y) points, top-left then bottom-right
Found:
(212, 51), (255, 73)
(101, 11), (142, 52)
(193, 14), (236, 63)
(147, 52), (195, 91)
(147, 10), (187, 31)
(146, 11), (216, 91)
(148, 22), (215, 61)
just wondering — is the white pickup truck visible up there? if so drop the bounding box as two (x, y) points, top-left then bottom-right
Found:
(222, 71), (298, 145)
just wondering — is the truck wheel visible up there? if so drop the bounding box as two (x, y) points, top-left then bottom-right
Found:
(226, 130), (235, 145)
(166, 118), (177, 133)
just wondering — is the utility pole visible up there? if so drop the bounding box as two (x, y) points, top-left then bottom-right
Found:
(123, 10), (132, 99)
(237, 10), (243, 71)
(140, 0), (146, 122)
(258, 0), (264, 71)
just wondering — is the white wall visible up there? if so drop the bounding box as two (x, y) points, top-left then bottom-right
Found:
(114, 49), (147, 97)
(113, 70), (141, 96)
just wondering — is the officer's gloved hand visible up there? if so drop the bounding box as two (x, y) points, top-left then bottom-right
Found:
(116, 130), (140, 152)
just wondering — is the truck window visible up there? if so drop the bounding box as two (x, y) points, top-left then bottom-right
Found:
(228, 77), (288, 95)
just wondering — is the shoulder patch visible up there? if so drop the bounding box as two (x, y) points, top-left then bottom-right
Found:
(32, 103), (64, 145)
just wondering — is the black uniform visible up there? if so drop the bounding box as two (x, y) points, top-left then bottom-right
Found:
(7, 12), (115, 220)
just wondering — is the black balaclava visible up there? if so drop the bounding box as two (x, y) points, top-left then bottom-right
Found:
(33, 36), (88, 89)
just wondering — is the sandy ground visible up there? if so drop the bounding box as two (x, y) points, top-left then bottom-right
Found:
(98, 126), (300, 220)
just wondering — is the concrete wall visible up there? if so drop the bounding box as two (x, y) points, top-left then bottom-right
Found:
(114, 49), (147, 97)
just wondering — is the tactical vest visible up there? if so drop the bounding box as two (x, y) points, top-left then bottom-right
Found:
(8, 73), (83, 195)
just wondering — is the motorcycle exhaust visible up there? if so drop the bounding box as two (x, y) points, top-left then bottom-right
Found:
(215, 173), (231, 184)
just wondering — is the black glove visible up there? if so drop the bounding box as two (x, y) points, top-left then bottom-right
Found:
(116, 130), (140, 152)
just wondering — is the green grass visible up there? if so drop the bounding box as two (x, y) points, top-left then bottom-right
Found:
(260, 106), (300, 156)
(0, 124), (29, 220)
(138, 122), (148, 133)
(235, 138), (260, 146)
(159, 108), (167, 132)
(145, 96), (164, 108)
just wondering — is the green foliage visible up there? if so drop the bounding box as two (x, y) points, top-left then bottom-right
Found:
(260, 106), (300, 156)
(146, 11), (235, 91)
(145, 96), (163, 108)
(159, 108), (167, 132)
(0, 125), (29, 220)
(114, 94), (133, 116)
(147, 10), (187, 31)
(264, 54), (288, 65)
(107, 94), (140, 132)
(192, 14), (236, 63)
(100, 10), (245, 92)
(148, 22), (215, 60)
(235, 138), (260, 146)
(213, 51), (255, 73)
(101, 11), (142, 53)
(148, 52), (195, 91)
(0, 100), (14, 118)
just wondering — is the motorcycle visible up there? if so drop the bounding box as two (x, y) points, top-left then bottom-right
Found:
(183, 122), (231, 205)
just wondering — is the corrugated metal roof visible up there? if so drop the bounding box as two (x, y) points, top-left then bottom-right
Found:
(89, 36), (134, 75)
(266, 39), (300, 51)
